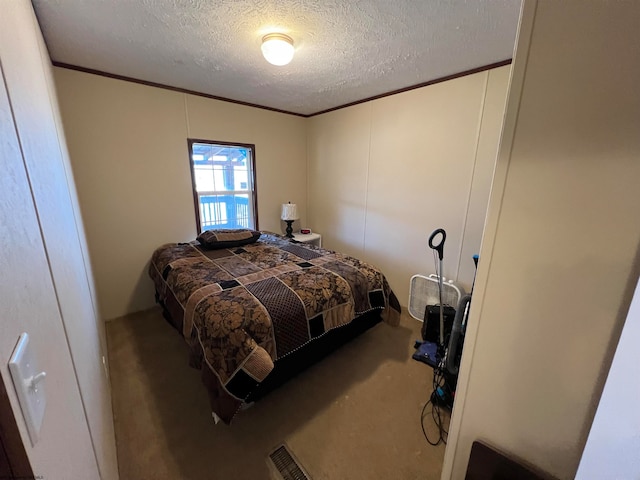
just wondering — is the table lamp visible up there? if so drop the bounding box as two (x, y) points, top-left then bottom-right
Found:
(281, 202), (298, 238)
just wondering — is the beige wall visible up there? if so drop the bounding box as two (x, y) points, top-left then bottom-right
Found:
(55, 64), (508, 320)
(307, 66), (510, 305)
(0, 1), (117, 478)
(54, 68), (307, 320)
(443, 1), (640, 479)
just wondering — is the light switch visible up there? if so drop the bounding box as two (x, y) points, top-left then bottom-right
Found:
(9, 333), (46, 445)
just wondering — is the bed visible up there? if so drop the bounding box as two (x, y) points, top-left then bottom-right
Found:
(149, 232), (401, 423)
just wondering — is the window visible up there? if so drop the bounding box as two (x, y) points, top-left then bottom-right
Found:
(188, 140), (258, 233)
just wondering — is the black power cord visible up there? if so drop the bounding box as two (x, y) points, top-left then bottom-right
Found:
(420, 358), (453, 446)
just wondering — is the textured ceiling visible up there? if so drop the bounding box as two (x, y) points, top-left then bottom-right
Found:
(33, 0), (521, 116)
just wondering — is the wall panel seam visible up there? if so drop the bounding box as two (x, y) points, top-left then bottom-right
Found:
(455, 71), (489, 282)
(183, 93), (191, 137)
(305, 120), (310, 229)
(362, 102), (374, 255)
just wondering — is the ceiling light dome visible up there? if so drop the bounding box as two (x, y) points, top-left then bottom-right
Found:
(261, 33), (294, 66)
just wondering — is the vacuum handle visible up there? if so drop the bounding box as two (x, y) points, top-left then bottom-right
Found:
(428, 229), (446, 260)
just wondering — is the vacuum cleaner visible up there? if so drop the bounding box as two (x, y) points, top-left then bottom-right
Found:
(412, 228), (451, 369)
(413, 229), (478, 406)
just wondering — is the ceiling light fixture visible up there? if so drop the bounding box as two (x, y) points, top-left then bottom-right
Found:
(261, 33), (294, 66)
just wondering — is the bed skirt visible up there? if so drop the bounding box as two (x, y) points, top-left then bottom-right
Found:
(156, 289), (382, 422)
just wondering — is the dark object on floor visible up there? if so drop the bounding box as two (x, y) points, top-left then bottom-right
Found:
(268, 444), (312, 480)
(422, 304), (456, 343)
(412, 340), (440, 368)
(466, 441), (555, 480)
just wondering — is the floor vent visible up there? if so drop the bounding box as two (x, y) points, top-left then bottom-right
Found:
(268, 444), (311, 480)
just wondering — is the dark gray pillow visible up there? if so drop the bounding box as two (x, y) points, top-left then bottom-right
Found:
(197, 229), (261, 250)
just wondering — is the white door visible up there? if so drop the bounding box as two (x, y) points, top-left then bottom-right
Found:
(0, 65), (100, 478)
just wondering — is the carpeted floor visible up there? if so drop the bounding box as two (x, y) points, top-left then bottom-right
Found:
(106, 307), (447, 480)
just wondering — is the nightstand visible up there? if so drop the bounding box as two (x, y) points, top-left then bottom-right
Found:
(292, 232), (322, 247)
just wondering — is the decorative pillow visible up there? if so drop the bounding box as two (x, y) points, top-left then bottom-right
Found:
(197, 229), (261, 250)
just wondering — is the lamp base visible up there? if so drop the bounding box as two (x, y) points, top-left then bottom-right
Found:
(285, 220), (294, 238)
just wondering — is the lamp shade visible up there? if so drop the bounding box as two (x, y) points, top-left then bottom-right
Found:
(281, 203), (299, 221)
(261, 33), (295, 66)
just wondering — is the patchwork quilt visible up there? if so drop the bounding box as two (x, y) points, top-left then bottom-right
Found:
(149, 233), (401, 422)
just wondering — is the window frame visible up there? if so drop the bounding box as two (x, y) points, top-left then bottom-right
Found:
(187, 138), (259, 234)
